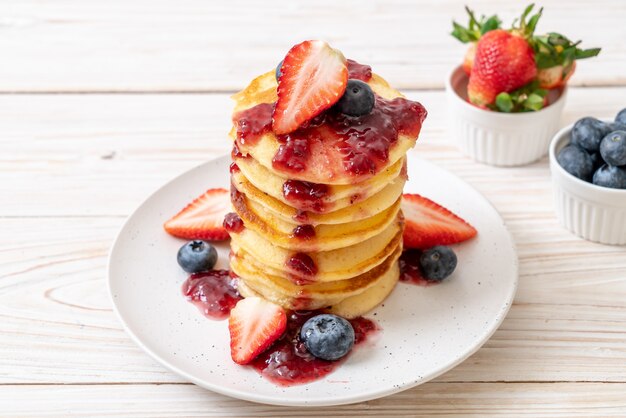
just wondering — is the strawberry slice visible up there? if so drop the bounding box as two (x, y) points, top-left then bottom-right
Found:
(164, 188), (230, 241)
(402, 194), (477, 249)
(228, 297), (287, 365)
(272, 40), (348, 135)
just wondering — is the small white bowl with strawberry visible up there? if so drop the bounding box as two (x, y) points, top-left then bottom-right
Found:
(446, 5), (600, 166)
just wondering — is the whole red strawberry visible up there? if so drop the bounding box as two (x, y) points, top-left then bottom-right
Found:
(468, 29), (537, 106)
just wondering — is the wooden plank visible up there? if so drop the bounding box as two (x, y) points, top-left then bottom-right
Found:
(0, 0), (624, 92)
(0, 93), (232, 217)
(1, 217), (625, 384)
(1, 383), (626, 417)
(1, 87), (625, 217)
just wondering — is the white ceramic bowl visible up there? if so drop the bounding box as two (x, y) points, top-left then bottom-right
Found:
(446, 66), (567, 166)
(549, 122), (626, 245)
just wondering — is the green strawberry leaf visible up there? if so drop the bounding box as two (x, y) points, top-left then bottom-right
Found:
(575, 47), (601, 60)
(531, 31), (600, 68)
(489, 82), (547, 113)
(534, 36), (556, 55)
(495, 93), (514, 113)
(466, 6), (480, 30)
(535, 52), (560, 69)
(546, 32), (572, 47)
(481, 15), (501, 34)
(451, 22), (476, 43)
(524, 92), (546, 111)
(527, 10), (542, 34)
(451, 6), (501, 44)
(521, 4), (535, 21)
(514, 4), (543, 38)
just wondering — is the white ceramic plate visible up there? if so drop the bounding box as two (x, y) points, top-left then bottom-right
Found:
(108, 155), (518, 407)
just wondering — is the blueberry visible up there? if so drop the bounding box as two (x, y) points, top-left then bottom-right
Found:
(571, 117), (608, 153)
(592, 165), (626, 189)
(589, 152), (605, 171)
(607, 121), (626, 132)
(616, 108), (626, 125)
(300, 314), (355, 361)
(599, 131), (626, 167)
(597, 119), (619, 136)
(419, 246), (457, 281)
(335, 79), (375, 117)
(275, 59), (284, 81)
(557, 144), (594, 181)
(177, 240), (217, 273)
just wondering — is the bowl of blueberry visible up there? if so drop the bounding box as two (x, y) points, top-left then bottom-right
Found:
(549, 109), (626, 245)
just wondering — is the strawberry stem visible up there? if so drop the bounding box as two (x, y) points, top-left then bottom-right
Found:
(533, 31), (601, 69)
(489, 80), (548, 113)
(451, 6), (501, 43)
(512, 3), (543, 38)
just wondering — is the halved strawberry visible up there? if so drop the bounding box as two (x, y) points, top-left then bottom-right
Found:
(228, 297), (287, 365)
(164, 188), (230, 241)
(272, 40), (348, 135)
(402, 194), (477, 249)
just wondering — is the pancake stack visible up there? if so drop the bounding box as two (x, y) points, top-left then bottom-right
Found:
(226, 60), (426, 318)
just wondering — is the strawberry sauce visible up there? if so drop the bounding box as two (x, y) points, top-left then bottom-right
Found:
(286, 252), (317, 277)
(231, 59), (427, 178)
(273, 134), (311, 173)
(293, 209), (309, 223)
(291, 224), (316, 240)
(399, 249), (439, 287)
(233, 102), (273, 147)
(229, 162), (240, 174)
(182, 273), (379, 385)
(250, 310), (379, 386)
(231, 143), (245, 158)
(347, 59), (372, 82)
(282, 179), (329, 213)
(182, 270), (242, 319)
(271, 96), (426, 176)
(223, 212), (244, 234)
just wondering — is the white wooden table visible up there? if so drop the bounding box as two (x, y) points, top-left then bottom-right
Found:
(2, 1), (626, 416)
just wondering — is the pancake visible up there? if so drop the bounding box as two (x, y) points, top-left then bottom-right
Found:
(231, 217), (402, 282)
(227, 56), (427, 319)
(230, 215), (403, 283)
(234, 155), (406, 213)
(232, 71), (401, 119)
(326, 261), (400, 319)
(233, 244), (402, 312)
(236, 259), (400, 319)
(230, 71), (426, 185)
(231, 167), (405, 225)
(232, 186), (402, 252)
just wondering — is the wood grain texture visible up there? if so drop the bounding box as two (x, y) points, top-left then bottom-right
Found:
(0, 0), (624, 92)
(1, 215), (625, 385)
(2, 1), (626, 412)
(2, 383), (626, 417)
(2, 87), (626, 217)
(1, 90), (625, 395)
